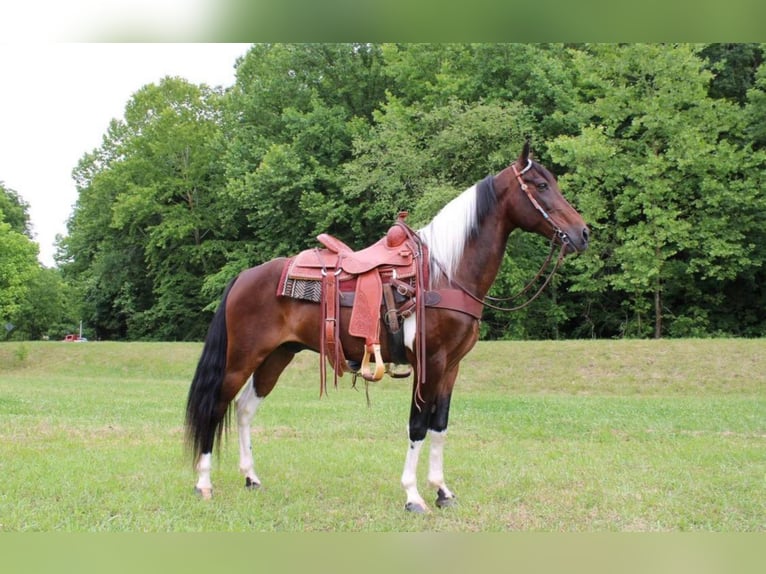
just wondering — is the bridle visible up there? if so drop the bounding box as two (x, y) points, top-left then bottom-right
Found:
(512, 158), (573, 249)
(445, 159), (572, 313)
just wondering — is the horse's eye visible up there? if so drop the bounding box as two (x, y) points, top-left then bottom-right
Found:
(537, 181), (548, 191)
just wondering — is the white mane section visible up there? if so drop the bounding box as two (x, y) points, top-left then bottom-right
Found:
(417, 184), (479, 288)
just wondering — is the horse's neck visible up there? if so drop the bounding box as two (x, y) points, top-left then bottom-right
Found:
(453, 189), (514, 299)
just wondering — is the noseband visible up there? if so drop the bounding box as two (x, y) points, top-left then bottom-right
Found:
(512, 159), (572, 249)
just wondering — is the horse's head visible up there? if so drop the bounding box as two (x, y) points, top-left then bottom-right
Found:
(504, 141), (589, 254)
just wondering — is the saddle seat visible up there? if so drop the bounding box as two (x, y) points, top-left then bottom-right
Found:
(317, 222), (413, 274)
(287, 222), (417, 283)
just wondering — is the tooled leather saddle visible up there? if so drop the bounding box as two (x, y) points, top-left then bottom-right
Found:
(276, 212), (483, 398)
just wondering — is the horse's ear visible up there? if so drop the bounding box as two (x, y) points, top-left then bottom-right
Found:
(519, 139), (530, 165)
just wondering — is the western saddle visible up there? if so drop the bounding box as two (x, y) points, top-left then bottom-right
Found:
(277, 212), (483, 398)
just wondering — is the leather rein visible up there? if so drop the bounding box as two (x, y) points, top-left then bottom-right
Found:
(445, 159), (572, 314)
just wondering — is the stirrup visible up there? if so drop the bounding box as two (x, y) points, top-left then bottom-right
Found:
(360, 344), (385, 382)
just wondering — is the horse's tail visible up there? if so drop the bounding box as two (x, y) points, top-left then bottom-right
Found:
(185, 276), (238, 464)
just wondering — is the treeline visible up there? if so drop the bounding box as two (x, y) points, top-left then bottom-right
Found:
(0, 182), (78, 340)
(4, 43), (766, 341)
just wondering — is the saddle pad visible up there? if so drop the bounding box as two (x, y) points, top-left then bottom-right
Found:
(279, 276), (323, 302)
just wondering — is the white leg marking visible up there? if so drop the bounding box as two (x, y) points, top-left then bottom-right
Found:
(403, 314), (417, 352)
(195, 453), (213, 499)
(401, 439), (428, 511)
(236, 375), (263, 486)
(427, 430), (454, 500)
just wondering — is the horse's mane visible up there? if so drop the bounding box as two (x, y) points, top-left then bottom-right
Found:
(418, 175), (497, 288)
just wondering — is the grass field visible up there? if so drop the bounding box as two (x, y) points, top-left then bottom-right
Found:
(0, 339), (764, 532)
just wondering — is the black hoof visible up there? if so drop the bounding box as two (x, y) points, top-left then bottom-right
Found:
(245, 477), (261, 490)
(404, 501), (428, 514)
(435, 490), (456, 509)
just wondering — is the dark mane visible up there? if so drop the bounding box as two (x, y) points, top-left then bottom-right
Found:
(472, 175), (499, 239)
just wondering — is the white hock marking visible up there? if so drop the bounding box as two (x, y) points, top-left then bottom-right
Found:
(236, 376), (263, 484)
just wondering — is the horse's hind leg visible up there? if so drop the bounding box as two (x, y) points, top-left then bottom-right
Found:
(236, 346), (295, 490)
(236, 375), (262, 489)
(194, 368), (251, 499)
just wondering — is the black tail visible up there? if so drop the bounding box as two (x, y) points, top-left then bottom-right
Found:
(185, 277), (238, 464)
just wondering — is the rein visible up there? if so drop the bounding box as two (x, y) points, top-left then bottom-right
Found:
(440, 160), (572, 314)
(439, 240), (567, 313)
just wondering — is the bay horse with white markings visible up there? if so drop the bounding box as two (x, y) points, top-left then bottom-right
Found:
(185, 142), (589, 512)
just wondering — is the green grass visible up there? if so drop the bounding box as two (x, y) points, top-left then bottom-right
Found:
(0, 339), (764, 531)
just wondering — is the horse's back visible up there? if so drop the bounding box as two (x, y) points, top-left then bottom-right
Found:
(226, 257), (322, 351)
(226, 258), (288, 317)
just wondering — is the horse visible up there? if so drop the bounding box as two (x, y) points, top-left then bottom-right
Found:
(184, 141), (589, 513)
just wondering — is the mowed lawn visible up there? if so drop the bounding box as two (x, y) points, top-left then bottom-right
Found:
(0, 339), (763, 531)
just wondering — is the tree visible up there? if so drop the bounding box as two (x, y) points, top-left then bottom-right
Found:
(55, 43), (766, 341)
(0, 184), (39, 336)
(62, 77), (228, 340)
(745, 47), (766, 148)
(701, 43), (763, 105)
(0, 216), (39, 334)
(12, 267), (75, 340)
(215, 43), (391, 290)
(382, 43), (581, 145)
(0, 182), (33, 237)
(550, 44), (764, 337)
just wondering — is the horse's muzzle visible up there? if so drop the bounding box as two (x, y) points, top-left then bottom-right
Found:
(561, 226), (590, 254)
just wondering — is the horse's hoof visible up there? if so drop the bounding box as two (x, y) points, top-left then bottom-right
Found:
(194, 486), (213, 500)
(435, 491), (457, 509)
(245, 477), (261, 490)
(404, 501), (429, 514)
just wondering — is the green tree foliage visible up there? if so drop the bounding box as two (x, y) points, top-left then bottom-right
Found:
(0, 194), (38, 333)
(745, 48), (766, 148)
(550, 44), (766, 337)
(219, 44), (389, 263)
(0, 182), (33, 237)
(56, 43), (766, 341)
(0, 182), (74, 340)
(701, 43), (764, 105)
(62, 78), (227, 340)
(13, 267), (78, 340)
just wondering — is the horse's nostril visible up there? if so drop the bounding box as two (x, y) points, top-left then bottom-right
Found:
(582, 227), (590, 244)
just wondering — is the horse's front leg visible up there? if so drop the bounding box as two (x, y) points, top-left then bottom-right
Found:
(427, 384), (457, 508)
(402, 433), (428, 513)
(428, 428), (456, 508)
(401, 369), (458, 513)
